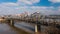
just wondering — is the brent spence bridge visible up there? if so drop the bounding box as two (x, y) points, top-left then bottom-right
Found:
(2, 16), (60, 33)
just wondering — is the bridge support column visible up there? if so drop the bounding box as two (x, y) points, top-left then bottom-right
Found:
(10, 20), (14, 26)
(35, 24), (41, 32)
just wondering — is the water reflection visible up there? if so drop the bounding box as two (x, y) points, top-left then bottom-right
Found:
(0, 23), (29, 34)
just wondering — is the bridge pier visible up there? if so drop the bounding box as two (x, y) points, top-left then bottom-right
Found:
(35, 24), (41, 32)
(10, 19), (14, 26)
(7, 19), (14, 26)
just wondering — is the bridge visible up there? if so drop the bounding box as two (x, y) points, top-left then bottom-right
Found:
(0, 16), (60, 34)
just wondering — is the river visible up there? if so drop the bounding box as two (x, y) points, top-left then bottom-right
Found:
(0, 21), (53, 34)
(0, 22), (31, 34)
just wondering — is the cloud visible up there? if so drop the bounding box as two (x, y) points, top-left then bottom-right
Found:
(0, 3), (19, 7)
(15, 6), (60, 15)
(17, 0), (40, 5)
(0, 3), (20, 15)
(48, 0), (60, 3)
(0, 2), (60, 15)
(26, 6), (60, 15)
(0, 0), (60, 15)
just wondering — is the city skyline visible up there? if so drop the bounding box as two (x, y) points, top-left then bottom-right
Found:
(0, 0), (60, 15)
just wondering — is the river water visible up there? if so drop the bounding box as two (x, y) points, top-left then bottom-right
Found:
(0, 22), (49, 34)
(0, 21), (56, 34)
(0, 23), (30, 34)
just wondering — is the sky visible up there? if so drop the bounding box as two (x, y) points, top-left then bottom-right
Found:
(0, 0), (60, 15)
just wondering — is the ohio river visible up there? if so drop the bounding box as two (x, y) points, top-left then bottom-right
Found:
(0, 20), (44, 34)
(0, 21), (59, 34)
(0, 22), (34, 34)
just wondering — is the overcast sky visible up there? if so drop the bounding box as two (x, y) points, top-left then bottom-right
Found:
(0, 0), (60, 15)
